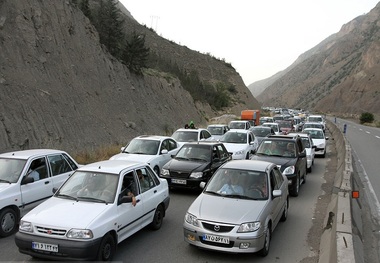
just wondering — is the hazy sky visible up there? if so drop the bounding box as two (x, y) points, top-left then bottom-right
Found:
(120, 0), (379, 86)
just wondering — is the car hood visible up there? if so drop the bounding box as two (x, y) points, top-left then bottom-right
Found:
(312, 139), (325, 146)
(188, 193), (266, 223)
(110, 153), (153, 163)
(164, 159), (208, 172)
(251, 155), (296, 167)
(22, 197), (110, 229)
(222, 143), (247, 152)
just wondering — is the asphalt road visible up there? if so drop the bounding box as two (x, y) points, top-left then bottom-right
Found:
(0, 135), (333, 262)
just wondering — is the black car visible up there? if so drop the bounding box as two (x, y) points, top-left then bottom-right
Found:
(160, 141), (231, 189)
(251, 134), (307, 197)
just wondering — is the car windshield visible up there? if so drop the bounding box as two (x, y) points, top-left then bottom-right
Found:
(256, 140), (296, 158)
(304, 123), (322, 129)
(263, 124), (279, 132)
(251, 128), (270, 137)
(229, 122), (245, 129)
(208, 126), (224, 135)
(124, 139), (160, 155)
(175, 145), (211, 162)
(305, 130), (324, 139)
(205, 168), (268, 200)
(171, 131), (198, 142)
(220, 132), (247, 144)
(0, 158), (26, 183)
(308, 117), (323, 122)
(277, 121), (292, 128)
(56, 171), (119, 203)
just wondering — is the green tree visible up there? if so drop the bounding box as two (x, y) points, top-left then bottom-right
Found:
(360, 112), (374, 124)
(93, 0), (125, 59)
(122, 31), (150, 74)
(79, 0), (92, 20)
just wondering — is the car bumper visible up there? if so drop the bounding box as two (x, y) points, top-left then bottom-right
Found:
(183, 225), (265, 253)
(161, 176), (206, 189)
(315, 148), (325, 155)
(15, 231), (102, 261)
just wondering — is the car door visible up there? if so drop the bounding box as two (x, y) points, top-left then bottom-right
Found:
(270, 167), (285, 226)
(20, 156), (53, 211)
(117, 170), (145, 242)
(135, 167), (162, 228)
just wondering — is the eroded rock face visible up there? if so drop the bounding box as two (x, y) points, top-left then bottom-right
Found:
(0, 0), (259, 153)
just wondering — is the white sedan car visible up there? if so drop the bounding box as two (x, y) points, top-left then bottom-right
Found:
(0, 149), (80, 237)
(303, 128), (328, 158)
(110, 135), (180, 176)
(219, 130), (258, 159)
(15, 160), (170, 261)
(171, 128), (214, 147)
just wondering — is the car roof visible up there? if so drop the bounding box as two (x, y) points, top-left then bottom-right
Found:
(134, 135), (173, 141)
(78, 160), (145, 174)
(0, 149), (67, 160)
(288, 132), (311, 138)
(266, 134), (300, 141)
(262, 122), (279, 125)
(225, 129), (252, 134)
(174, 128), (205, 132)
(303, 128), (324, 132)
(207, 124), (228, 127)
(221, 159), (274, 172)
(183, 141), (223, 147)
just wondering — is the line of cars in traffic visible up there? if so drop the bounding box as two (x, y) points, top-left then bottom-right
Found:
(0, 113), (327, 260)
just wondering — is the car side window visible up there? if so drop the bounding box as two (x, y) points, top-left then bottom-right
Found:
(273, 167), (284, 188)
(122, 171), (138, 196)
(48, 154), (73, 176)
(217, 145), (228, 159)
(160, 140), (168, 153)
(62, 153), (78, 170)
(136, 167), (155, 193)
(168, 139), (177, 150)
(27, 157), (48, 181)
(146, 166), (160, 185)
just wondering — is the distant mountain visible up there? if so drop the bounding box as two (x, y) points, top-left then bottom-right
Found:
(250, 3), (380, 117)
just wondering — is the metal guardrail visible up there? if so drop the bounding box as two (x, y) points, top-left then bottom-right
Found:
(318, 120), (355, 263)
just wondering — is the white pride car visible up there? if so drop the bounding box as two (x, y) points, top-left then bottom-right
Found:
(303, 128), (328, 158)
(15, 160), (170, 261)
(219, 130), (258, 159)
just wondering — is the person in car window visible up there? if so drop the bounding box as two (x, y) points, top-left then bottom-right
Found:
(27, 160), (42, 181)
(283, 143), (296, 157)
(137, 170), (149, 191)
(121, 177), (137, 206)
(263, 142), (282, 156)
(218, 171), (244, 195)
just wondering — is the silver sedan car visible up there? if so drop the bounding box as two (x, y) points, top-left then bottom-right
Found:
(183, 160), (289, 256)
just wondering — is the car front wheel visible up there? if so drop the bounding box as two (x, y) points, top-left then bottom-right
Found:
(258, 224), (271, 257)
(150, 204), (164, 230)
(290, 175), (300, 197)
(96, 233), (115, 261)
(0, 208), (17, 237)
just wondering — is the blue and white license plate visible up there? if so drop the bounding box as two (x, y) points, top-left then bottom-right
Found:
(171, 179), (186, 185)
(203, 234), (229, 244)
(32, 241), (58, 252)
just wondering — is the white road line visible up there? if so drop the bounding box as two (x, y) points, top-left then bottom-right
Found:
(366, 131), (370, 134)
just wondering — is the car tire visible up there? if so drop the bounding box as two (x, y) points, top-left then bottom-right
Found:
(280, 198), (288, 222)
(0, 208), (18, 237)
(322, 150), (326, 158)
(150, 204), (164, 230)
(307, 166), (312, 173)
(96, 233), (115, 261)
(258, 224), (271, 257)
(290, 175), (300, 197)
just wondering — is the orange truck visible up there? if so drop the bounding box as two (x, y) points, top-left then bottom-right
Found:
(241, 110), (260, 126)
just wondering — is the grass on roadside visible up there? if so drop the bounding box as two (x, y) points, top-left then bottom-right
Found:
(73, 145), (122, 165)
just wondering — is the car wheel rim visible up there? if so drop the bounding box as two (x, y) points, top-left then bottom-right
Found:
(103, 243), (111, 260)
(1, 212), (15, 233)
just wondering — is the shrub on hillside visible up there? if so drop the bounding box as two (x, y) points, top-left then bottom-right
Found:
(359, 112), (374, 124)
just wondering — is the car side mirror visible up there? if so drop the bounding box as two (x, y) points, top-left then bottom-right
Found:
(272, 189), (282, 198)
(299, 151), (306, 158)
(161, 149), (168, 154)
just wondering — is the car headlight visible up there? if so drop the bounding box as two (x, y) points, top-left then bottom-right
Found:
(184, 212), (199, 227)
(282, 165), (295, 175)
(237, 222), (261, 233)
(19, 220), (33, 233)
(67, 229), (93, 239)
(161, 168), (170, 176)
(190, 172), (203, 179)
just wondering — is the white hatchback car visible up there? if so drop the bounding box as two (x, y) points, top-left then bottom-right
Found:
(288, 133), (316, 172)
(171, 128), (214, 147)
(303, 128), (328, 158)
(262, 122), (280, 135)
(15, 160), (170, 261)
(0, 149), (79, 237)
(110, 135), (180, 176)
(219, 130), (258, 159)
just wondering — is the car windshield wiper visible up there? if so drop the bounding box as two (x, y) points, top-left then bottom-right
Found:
(77, 196), (107, 203)
(56, 193), (78, 201)
(224, 194), (246, 199)
(175, 156), (189, 161)
(0, 179), (11, 183)
(204, 190), (222, 196)
(188, 157), (207, 162)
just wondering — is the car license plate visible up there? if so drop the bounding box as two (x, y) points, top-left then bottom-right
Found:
(171, 179), (186, 185)
(32, 241), (58, 252)
(203, 234), (229, 244)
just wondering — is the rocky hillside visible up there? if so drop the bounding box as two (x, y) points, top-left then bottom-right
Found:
(252, 3), (380, 117)
(0, 0), (259, 154)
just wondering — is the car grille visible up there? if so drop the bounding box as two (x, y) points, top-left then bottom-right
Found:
(202, 222), (234, 233)
(36, 226), (66, 236)
(170, 171), (190, 178)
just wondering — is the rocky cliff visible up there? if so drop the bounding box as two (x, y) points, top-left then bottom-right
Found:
(252, 3), (380, 118)
(0, 0), (260, 154)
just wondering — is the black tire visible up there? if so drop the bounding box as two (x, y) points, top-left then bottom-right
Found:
(150, 204), (164, 230)
(96, 234), (116, 261)
(258, 224), (271, 257)
(302, 168), (306, 184)
(280, 198), (288, 222)
(0, 208), (18, 237)
(307, 165), (312, 173)
(322, 150), (326, 158)
(290, 175), (300, 197)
